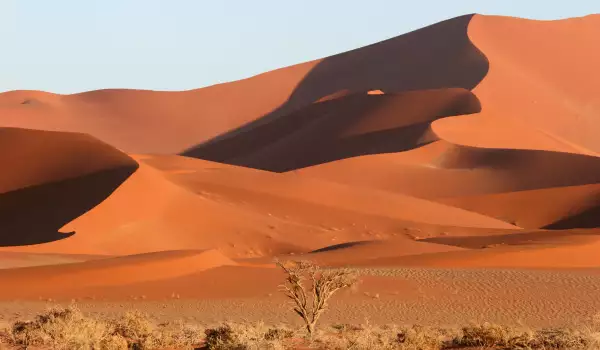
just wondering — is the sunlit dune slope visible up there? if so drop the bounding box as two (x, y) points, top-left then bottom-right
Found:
(0, 249), (235, 299)
(1, 155), (515, 257)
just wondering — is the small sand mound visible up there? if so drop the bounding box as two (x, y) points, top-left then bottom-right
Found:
(0, 249), (236, 298)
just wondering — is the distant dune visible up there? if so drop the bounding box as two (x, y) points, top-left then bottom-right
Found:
(0, 13), (599, 307)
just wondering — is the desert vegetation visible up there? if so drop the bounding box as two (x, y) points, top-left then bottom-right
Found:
(2, 263), (600, 349)
(1, 305), (600, 349)
(275, 259), (359, 339)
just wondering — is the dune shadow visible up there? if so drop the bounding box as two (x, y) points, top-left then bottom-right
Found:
(309, 241), (373, 254)
(182, 14), (489, 171)
(544, 205), (600, 230)
(421, 230), (600, 249)
(0, 165), (137, 247)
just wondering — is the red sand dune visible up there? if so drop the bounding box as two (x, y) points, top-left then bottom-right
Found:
(0, 14), (487, 155)
(0, 13), (600, 304)
(0, 249), (235, 299)
(439, 184), (600, 229)
(0, 155), (515, 258)
(185, 88), (480, 171)
(0, 127), (137, 247)
(444, 14), (600, 155)
(369, 233), (600, 269)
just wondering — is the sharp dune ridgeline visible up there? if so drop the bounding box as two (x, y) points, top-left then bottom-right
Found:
(0, 13), (599, 328)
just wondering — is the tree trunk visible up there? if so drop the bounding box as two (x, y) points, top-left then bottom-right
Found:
(307, 322), (316, 339)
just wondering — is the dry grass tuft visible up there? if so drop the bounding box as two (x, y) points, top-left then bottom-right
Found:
(10, 305), (123, 350)
(453, 322), (597, 349)
(397, 324), (444, 350)
(7, 305), (201, 350)
(204, 322), (295, 349)
(316, 322), (442, 350)
(112, 310), (155, 349)
(4, 306), (600, 349)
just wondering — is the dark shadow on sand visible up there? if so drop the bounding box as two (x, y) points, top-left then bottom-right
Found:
(0, 165), (137, 247)
(181, 14), (489, 171)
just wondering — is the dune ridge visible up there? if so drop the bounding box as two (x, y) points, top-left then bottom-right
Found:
(0, 128), (137, 247)
(0, 13), (599, 307)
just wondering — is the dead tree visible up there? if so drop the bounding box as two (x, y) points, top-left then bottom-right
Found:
(275, 259), (359, 338)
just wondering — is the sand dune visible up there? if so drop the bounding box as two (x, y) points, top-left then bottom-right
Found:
(0, 249), (235, 299)
(1, 155), (515, 258)
(300, 229), (600, 269)
(439, 184), (600, 228)
(0, 12), (600, 315)
(184, 88), (480, 171)
(0, 251), (109, 269)
(365, 236), (600, 268)
(0, 128), (137, 247)
(458, 14), (600, 155)
(299, 141), (600, 197)
(0, 15), (486, 156)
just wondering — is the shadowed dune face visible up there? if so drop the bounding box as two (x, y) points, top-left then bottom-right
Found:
(183, 14), (489, 165)
(0, 128), (138, 246)
(184, 88), (481, 171)
(439, 184), (600, 229)
(0, 15), (487, 156)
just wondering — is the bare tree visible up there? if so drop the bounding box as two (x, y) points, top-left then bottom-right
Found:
(275, 259), (359, 338)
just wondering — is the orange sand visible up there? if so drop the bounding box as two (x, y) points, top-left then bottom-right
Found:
(0, 14), (599, 317)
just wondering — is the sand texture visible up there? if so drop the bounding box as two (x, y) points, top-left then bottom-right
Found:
(0, 13), (599, 328)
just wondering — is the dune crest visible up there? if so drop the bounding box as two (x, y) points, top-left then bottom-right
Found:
(0, 128), (137, 247)
(1, 13), (600, 308)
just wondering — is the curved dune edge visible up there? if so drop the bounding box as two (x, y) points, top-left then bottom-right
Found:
(359, 239), (600, 269)
(0, 249), (236, 299)
(183, 88), (481, 171)
(140, 155), (517, 229)
(0, 128), (138, 247)
(452, 14), (600, 155)
(0, 14), (487, 156)
(299, 140), (600, 196)
(0, 127), (137, 194)
(0, 251), (111, 269)
(301, 239), (467, 266)
(1, 156), (516, 257)
(323, 230), (600, 269)
(439, 184), (600, 229)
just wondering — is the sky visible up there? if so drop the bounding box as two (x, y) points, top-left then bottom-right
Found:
(0, 0), (598, 94)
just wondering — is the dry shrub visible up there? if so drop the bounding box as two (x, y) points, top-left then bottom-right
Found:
(7, 306), (201, 350)
(454, 322), (534, 348)
(112, 310), (155, 349)
(0, 328), (10, 350)
(204, 322), (294, 350)
(154, 320), (204, 348)
(10, 305), (123, 350)
(530, 328), (591, 349)
(204, 324), (243, 350)
(275, 259), (359, 338)
(453, 322), (596, 349)
(316, 322), (395, 350)
(109, 311), (203, 349)
(397, 325), (443, 350)
(317, 323), (442, 350)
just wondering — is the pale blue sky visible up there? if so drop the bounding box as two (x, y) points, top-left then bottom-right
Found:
(0, 0), (598, 94)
